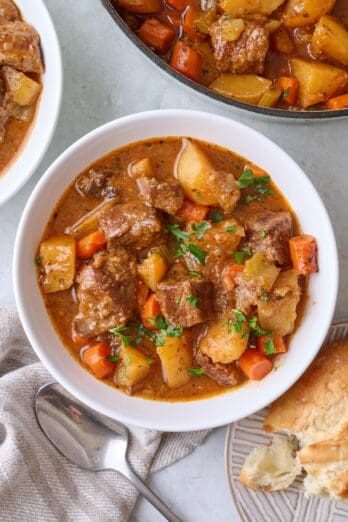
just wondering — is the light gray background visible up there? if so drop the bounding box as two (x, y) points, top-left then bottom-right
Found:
(0, 1), (347, 520)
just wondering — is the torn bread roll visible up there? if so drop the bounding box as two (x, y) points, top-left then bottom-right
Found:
(240, 339), (348, 500)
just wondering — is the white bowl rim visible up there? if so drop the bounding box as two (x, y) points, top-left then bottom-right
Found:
(13, 109), (338, 431)
(0, 0), (63, 206)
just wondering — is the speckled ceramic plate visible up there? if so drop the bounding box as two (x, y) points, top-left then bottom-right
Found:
(225, 319), (348, 522)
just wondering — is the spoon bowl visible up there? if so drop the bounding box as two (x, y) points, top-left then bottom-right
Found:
(35, 382), (181, 522)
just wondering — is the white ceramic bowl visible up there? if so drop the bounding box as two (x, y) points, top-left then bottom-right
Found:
(0, 0), (62, 206)
(13, 110), (338, 431)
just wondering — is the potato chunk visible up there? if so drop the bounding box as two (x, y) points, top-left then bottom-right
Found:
(115, 345), (151, 390)
(130, 157), (155, 179)
(243, 252), (280, 292)
(291, 58), (348, 108)
(138, 252), (167, 291)
(282, 0), (335, 28)
(39, 235), (76, 294)
(258, 269), (300, 336)
(199, 315), (248, 364)
(210, 74), (272, 105)
(3, 66), (41, 106)
(156, 336), (192, 388)
(176, 139), (240, 211)
(219, 0), (285, 16)
(312, 15), (348, 66)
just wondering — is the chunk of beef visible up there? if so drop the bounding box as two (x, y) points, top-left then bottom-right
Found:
(211, 19), (269, 74)
(156, 279), (214, 327)
(73, 249), (137, 337)
(244, 211), (293, 265)
(75, 168), (119, 199)
(0, 0), (19, 24)
(99, 199), (163, 249)
(0, 21), (43, 73)
(0, 91), (13, 142)
(138, 177), (184, 215)
(194, 348), (242, 386)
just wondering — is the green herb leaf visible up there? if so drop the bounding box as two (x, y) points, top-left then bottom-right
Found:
(113, 158), (122, 170)
(154, 334), (165, 346)
(192, 221), (211, 239)
(234, 249), (251, 264)
(35, 255), (41, 266)
(248, 316), (270, 337)
(260, 291), (271, 303)
(166, 325), (183, 338)
(231, 309), (247, 335)
(186, 295), (198, 308)
(187, 367), (206, 376)
(147, 357), (154, 366)
(265, 337), (275, 355)
(211, 209), (223, 222)
(188, 243), (207, 264)
(226, 318), (233, 334)
(167, 224), (190, 241)
(237, 169), (255, 189)
(109, 326), (132, 346)
(107, 355), (120, 362)
(226, 225), (236, 233)
(190, 270), (203, 279)
(155, 315), (167, 330)
(174, 244), (188, 258)
(282, 87), (290, 99)
(261, 228), (267, 238)
(244, 195), (258, 204)
(126, 355), (131, 365)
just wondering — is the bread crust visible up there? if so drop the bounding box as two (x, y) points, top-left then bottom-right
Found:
(299, 438), (348, 464)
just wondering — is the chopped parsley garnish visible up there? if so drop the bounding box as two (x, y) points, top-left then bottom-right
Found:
(188, 243), (207, 264)
(190, 270), (203, 279)
(107, 355), (120, 362)
(248, 316), (270, 337)
(226, 318), (233, 334)
(232, 309), (247, 334)
(147, 357), (154, 366)
(261, 228), (267, 238)
(282, 87), (290, 99)
(191, 221), (211, 240)
(238, 168), (272, 203)
(186, 295), (198, 308)
(188, 367), (205, 376)
(167, 224), (190, 241)
(226, 225), (236, 233)
(154, 335), (165, 346)
(125, 356), (131, 365)
(35, 256), (41, 266)
(265, 337), (275, 355)
(113, 158), (122, 170)
(109, 326), (132, 346)
(211, 209), (223, 222)
(260, 291), (271, 303)
(166, 325), (183, 337)
(236, 169), (255, 189)
(174, 244), (188, 258)
(244, 195), (258, 204)
(234, 248), (252, 264)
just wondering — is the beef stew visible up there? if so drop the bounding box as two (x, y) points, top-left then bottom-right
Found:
(36, 137), (318, 401)
(111, 0), (348, 111)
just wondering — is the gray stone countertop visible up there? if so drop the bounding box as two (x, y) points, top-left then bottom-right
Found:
(0, 1), (347, 520)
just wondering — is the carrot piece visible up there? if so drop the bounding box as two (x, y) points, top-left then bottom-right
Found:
(136, 280), (150, 311)
(183, 6), (198, 40)
(76, 230), (106, 259)
(176, 199), (209, 222)
(170, 41), (202, 81)
(326, 93), (348, 110)
(289, 235), (318, 275)
(139, 18), (175, 54)
(141, 293), (161, 330)
(276, 76), (299, 105)
(83, 341), (114, 379)
(166, 0), (188, 10)
(238, 349), (273, 381)
(222, 263), (244, 291)
(257, 335), (287, 355)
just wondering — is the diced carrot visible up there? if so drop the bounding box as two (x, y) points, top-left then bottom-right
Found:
(276, 76), (299, 105)
(257, 335), (287, 355)
(83, 341), (114, 379)
(136, 280), (150, 311)
(170, 41), (202, 81)
(76, 230), (106, 259)
(139, 18), (175, 54)
(141, 293), (161, 330)
(166, 0), (188, 10)
(289, 235), (318, 276)
(222, 263), (244, 291)
(183, 6), (198, 40)
(238, 349), (273, 381)
(176, 199), (209, 222)
(326, 93), (348, 110)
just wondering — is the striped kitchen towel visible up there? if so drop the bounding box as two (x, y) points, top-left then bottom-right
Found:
(0, 307), (209, 521)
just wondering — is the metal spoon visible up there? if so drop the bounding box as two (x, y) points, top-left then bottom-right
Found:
(35, 382), (182, 522)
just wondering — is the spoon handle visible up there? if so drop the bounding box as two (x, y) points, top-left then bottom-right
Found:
(116, 461), (182, 522)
